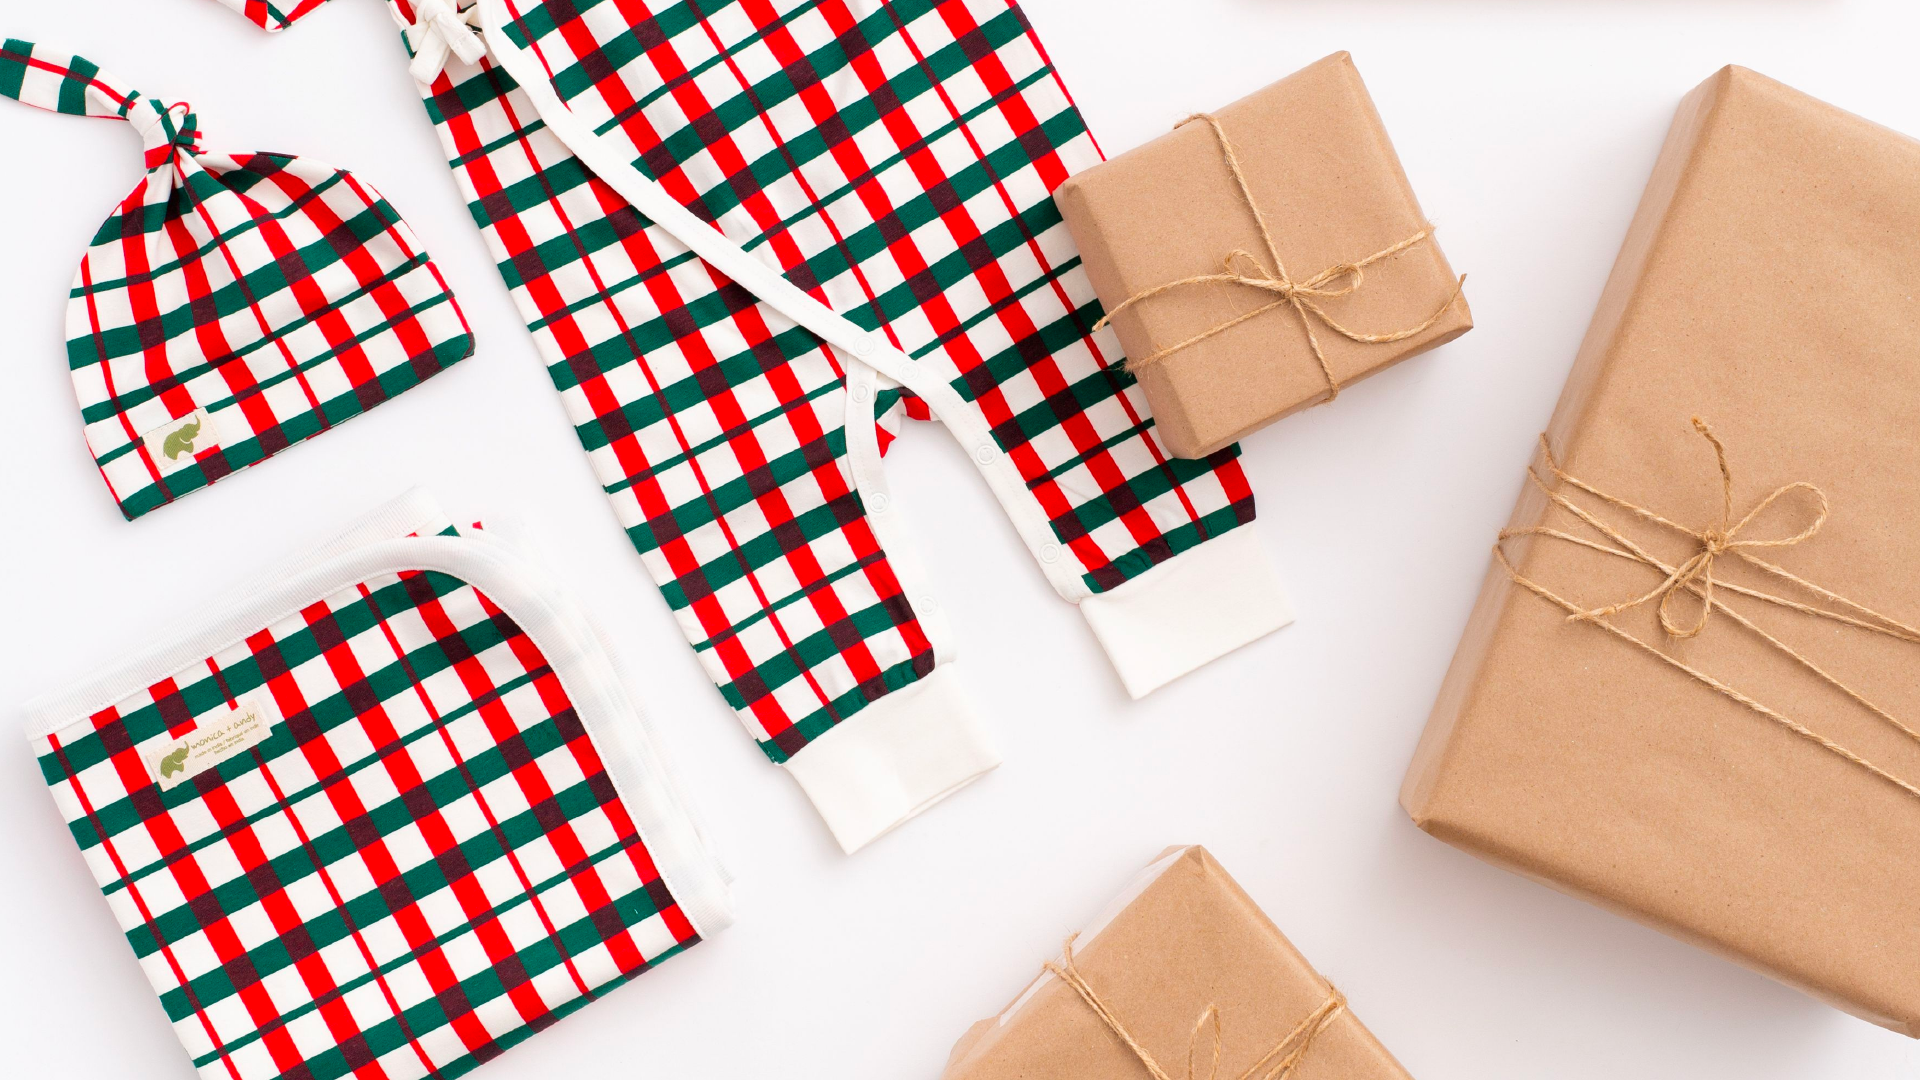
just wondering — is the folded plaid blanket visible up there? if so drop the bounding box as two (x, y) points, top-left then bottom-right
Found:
(24, 490), (731, 1080)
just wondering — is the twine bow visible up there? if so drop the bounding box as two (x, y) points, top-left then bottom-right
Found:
(1498, 417), (1920, 803)
(1044, 935), (1345, 1080)
(1093, 113), (1466, 400)
(1556, 417), (1831, 640)
(404, 0), (488, 83)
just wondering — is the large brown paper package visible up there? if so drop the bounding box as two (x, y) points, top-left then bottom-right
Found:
(1056, 53), (1471, 459)
(1403, 65), (1920, 1035)
(943, 846), (1414, 1080)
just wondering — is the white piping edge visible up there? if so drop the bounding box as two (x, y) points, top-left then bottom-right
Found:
(842, 361), (957, 664)
(479, 513), (733, 887)
(20, 527), (733, 940)
(471, 0), (1092, 602)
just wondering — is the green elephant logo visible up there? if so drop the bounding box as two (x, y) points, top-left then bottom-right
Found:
(161, 418), (202, 461)
(159, 746), (190, 780)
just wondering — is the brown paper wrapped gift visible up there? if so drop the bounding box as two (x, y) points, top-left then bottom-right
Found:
(1403, 65), (1920, 1035)
(1055, 53), (1472, 459)
(942, 846), (1414, 1080)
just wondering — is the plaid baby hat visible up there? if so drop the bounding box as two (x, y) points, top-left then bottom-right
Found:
(0, 39), (473, 520)
(26, 490), (732, 1080)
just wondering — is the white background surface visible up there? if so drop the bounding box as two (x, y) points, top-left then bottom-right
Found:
(2, 0), (1918, 1077)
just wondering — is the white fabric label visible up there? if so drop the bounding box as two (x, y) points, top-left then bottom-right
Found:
(149, 697), (280, 790)
(142, 408), (220, 475)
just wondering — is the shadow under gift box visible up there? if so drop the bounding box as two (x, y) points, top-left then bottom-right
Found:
(1403, 65), (1920, 1035)
(1055, 52), (1472, 459)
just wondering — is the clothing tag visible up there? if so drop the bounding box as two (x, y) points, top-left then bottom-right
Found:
(149, 697), (280, 790)
(143, 408), (219, 475)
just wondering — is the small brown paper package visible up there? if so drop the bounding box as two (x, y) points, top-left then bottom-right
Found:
(1055, 52), (1471, 459)
(942, 846), (1414, 1080)
(1403, 65), (1920, 1036)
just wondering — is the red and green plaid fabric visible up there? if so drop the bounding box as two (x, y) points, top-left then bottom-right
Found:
(32, 516), (713, 1080)
(370, 0), (1258, 764)
(211, 0), (337, 32)
(0, 39), (473, 520)
(208, 0), (1261, 775)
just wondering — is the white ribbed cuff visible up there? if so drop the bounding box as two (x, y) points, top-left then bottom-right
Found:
(782, 664), (1001, 854)
(1080, 525), (1293, 699)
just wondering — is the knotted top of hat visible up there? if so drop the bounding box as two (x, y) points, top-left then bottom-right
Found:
(1, 38), (472, 520)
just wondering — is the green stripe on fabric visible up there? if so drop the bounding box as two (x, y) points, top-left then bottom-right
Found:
(57, 54), (99, 116)
(51, 572), (477, 823)
(74, 169), (352, 295)
(603, 375), (845, 495)
(0, 40), (30, 103)
(103, 669), (547, 897)
(748, 653), (932, 765)
(105, 331), (467, 521)
(192, 837), (679, 1073)
(629, 0), (831, 114)
(79, 254), (450, 426)
(1085, 502), (1253, 595)
(689, 551), (887, 654)
(152, 760), (618, 1020)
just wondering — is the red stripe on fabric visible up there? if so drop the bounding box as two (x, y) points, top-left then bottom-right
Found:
(723, 0), (898, 334)
(237, 180), (381, 409)
(130, 674), (312, 1069)
(687, 273), (896, 691)
(593, 0), (816, 277)
(48, 720), (246, 1080)
(339, 171), (473, 345)
(809, 0), (1137, 565)
(434, 91), (722, 681)
(578, 172), (853, 732)
(184, 182), (330, 425)
(78, 250), (169, 505)
(1007, 0), (1104, 159)
(696, 0), (941, 674)
(191, 722), (394, 1080)
(165, 213), (284, 447)
(348, 585), (562, 1035)
(253, 751), (446, 1076)
(475, 591), (687, 968)
(10, 50), (137, 116)
(121, 170), (196, 421)
(278, 0), (333, 28)
(447, 39), (840, 740)
(247, 626), (449, 1079)
(629, 0), (943, 678)
(359, 583), (596, 1007)
(266, 165), (439, 378)
(897, 0), (1210, 549)
(298, 602), (512, 1055)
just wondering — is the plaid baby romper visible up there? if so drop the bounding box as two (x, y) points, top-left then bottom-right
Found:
(230, 0), (1291, 852)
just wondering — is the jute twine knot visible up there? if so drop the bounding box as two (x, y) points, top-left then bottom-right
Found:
(1497, 416), (1920, 804)
(1093, 113), (1466, 400)
(1043, 934), (1344, 1080)
(1557, 417), (1830, 640)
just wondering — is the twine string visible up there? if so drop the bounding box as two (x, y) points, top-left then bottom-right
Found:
(1498, 417), (1920, 803)
(1093, 112), (1466, 398)
(1043, 934), (1346, 1080)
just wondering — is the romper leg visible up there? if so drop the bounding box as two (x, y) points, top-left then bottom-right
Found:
(399, 3), (1000, 851)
